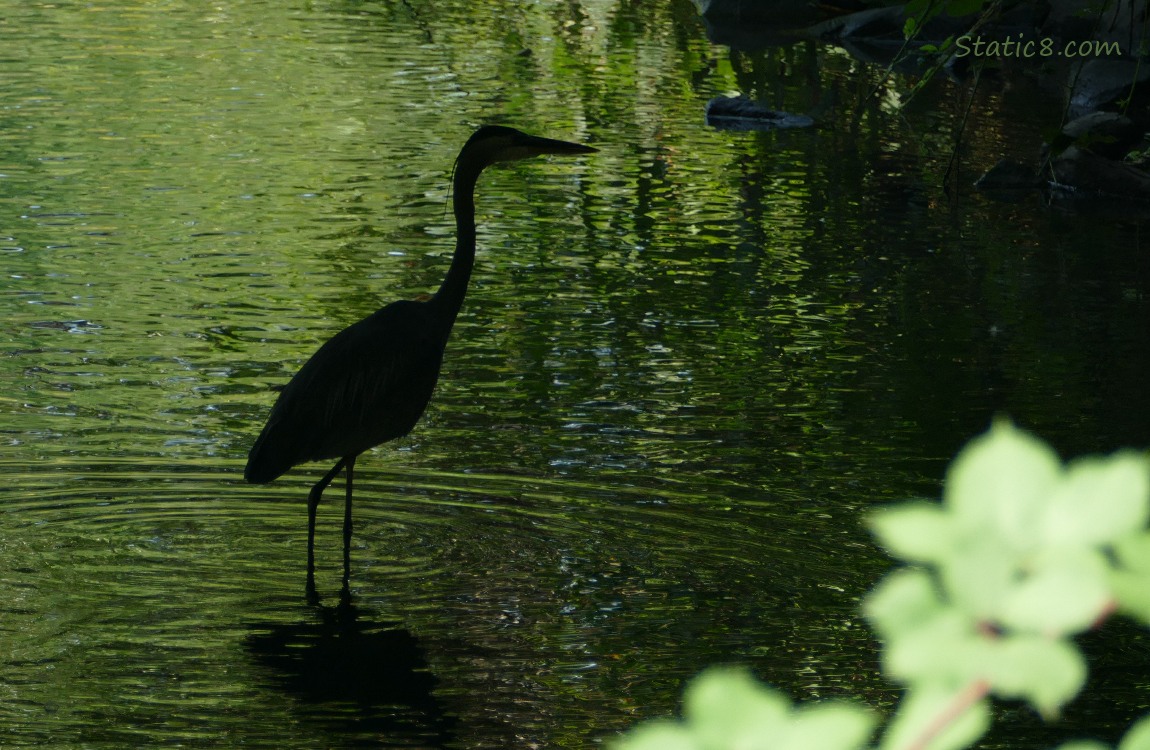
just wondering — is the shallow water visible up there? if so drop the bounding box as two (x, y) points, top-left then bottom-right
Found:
(0, 459), (884, 747)
(3, 0), (1150, 747)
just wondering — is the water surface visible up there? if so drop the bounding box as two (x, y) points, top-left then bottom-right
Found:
(3, 0), (1149, 747)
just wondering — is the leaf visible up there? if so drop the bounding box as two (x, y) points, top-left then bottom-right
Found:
(881, 608), (982, 686)
(783, 702), (876, 750)
(905, 0), (931, 20)
(999, 547), (1111, 636)
(610, 720), (698, 750)
(879, 686), (991, 750)
(1112, 533), (1150, 623)
(1054, 743), (1110, 750)
(982, 635), (1086, 718)
(945, 0), (987, 17)
(945, 419), (1062, 551)
(1041, 453), (1150, 547)
(683, 667), (789, 748)
(1115, 532), (1150, 572)
(939, 533), (1017, 620)
(1120, 714), (1150, 750)
(870, 503), (954, 563)
(1111, 568), (1150, 623)
(864, 568), (945, 641)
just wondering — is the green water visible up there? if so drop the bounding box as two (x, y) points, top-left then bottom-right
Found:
(3, 0), (1149, 747)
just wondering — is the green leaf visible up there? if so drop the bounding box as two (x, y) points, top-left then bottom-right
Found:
(982, 635), (1086, 718)
(1120, 714), (1150, 750)
(1115, 532), (1150, 572)
(1054, 743), (1110, 750)
(610, 721), (698, 750)
(1110, 568), (1150, 623)
(905, 0), (931, 19)
(864, 568), (945, 641)
(1041, 453), (1150, 547)
(684, 667), (789, 747)
(879, 686), (991, 750)
(945, 419), (1062, 551)
(939, 534), (1017, 620)
(882, 608), (982, 686)
(783, 702), (876, 750)
(999, 547), (1111, 635)
(945, 0), (986, 17)
(1112, 532), (1150, 623)
(870, 503), (954, 563)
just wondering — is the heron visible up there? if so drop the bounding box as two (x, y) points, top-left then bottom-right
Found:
(244, 125), (596, 589)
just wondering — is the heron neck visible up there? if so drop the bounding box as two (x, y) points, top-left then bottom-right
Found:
(432, 162), (480, 327)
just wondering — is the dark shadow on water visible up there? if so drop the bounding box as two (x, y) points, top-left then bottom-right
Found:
(245, 588), (453, 748)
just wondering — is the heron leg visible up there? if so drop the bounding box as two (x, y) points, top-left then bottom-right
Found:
(307, 458), (347, 584)
(342, 455), (357, 589)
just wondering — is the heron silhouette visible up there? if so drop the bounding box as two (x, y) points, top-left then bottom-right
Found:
(244, 126), (596, 590)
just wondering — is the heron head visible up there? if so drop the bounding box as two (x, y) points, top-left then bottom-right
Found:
(461, 125), (597, 168)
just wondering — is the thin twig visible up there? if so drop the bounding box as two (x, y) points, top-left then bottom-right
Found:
(905, 679), (992, 750)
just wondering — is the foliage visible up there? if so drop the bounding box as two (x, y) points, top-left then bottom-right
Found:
(903, 0), (988, 42)
(612, 419), (1150, 750)
(615, 667), (875, 750)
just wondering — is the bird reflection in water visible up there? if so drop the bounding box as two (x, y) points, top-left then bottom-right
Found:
(244, 126), (597, 594)
(245, 589), (451, 746)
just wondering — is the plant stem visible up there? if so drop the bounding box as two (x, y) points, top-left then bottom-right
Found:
(906, 679), (991, 750)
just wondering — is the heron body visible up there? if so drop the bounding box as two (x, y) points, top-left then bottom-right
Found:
(245, 300), (446, 483)
(244, 125), (596, 589)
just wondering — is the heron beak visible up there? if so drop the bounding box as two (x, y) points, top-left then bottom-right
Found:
(519, 134), (598, 157)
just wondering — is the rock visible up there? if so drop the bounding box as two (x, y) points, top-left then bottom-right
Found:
(975, 159), (1041, 190)
(1050, 145), (1150, 198)
(1051, 112), (1142, 159)
(1068, 60), (1150, 118)
(705, 96), (816, 131)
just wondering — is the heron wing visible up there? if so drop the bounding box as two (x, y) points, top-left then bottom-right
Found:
(244, 300), (446, 483)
